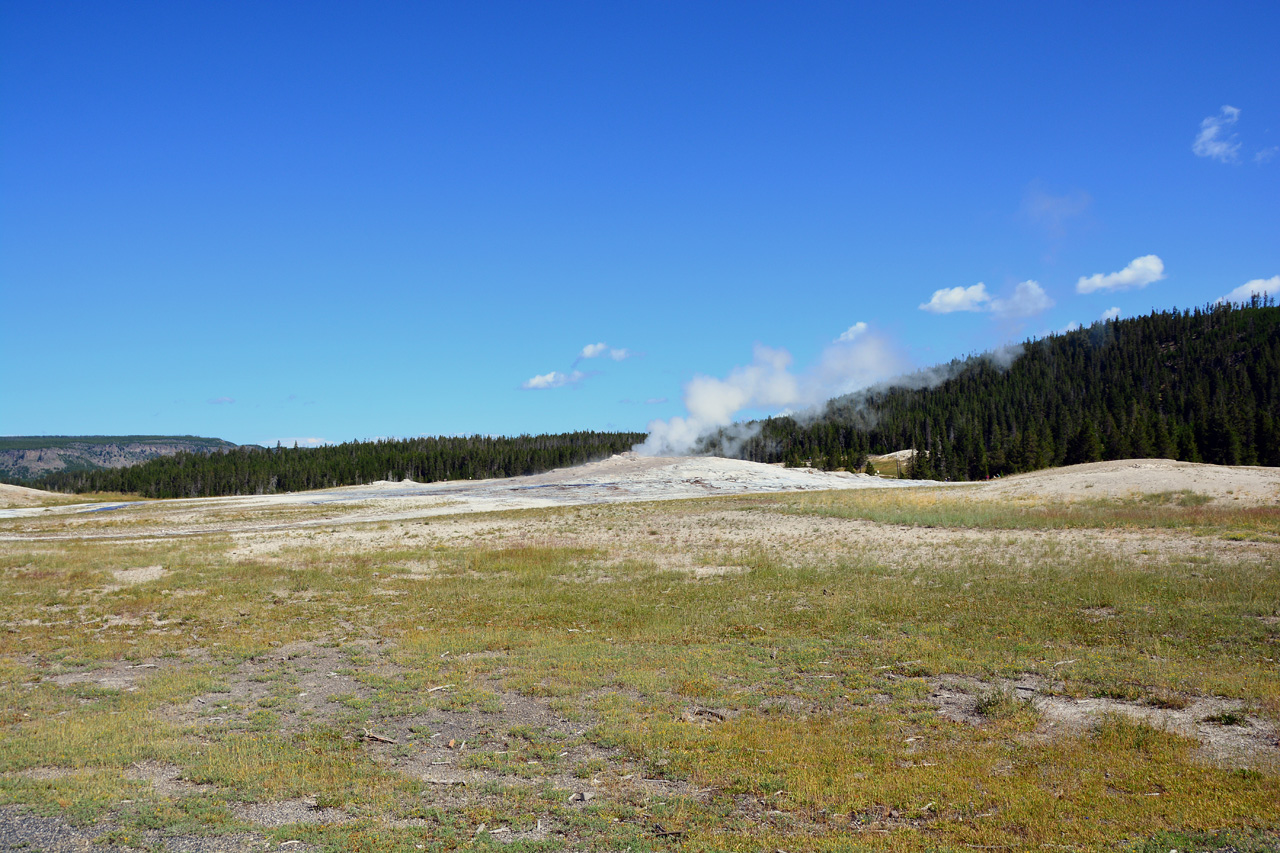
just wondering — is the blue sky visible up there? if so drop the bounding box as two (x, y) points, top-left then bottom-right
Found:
(2, 1), (1277, 448)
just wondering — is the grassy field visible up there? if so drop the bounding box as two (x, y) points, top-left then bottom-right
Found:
(0, 486), (1277, 852)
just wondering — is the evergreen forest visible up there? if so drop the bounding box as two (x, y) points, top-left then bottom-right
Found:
(19, 301), (1279, 497)
(702, 300), (1280, 479)
(28, 432), (645, 498)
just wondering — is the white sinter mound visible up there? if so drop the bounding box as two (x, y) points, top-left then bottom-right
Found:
(0, 483), (65, 509)
(973, 458), (1280, 505)
(4, 454), (1274, 525)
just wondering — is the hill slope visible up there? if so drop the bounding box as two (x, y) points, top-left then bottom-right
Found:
(706, 300), (1280, 479)
(0, 435), (239, 480)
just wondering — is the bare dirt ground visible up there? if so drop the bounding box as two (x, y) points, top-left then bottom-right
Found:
(927, 673), (1278, 768)
(970, 458), (1280, 505)
(1, 456), (1277, 851)
(6, 455), (1276, 535)
(0, 483), (65, 509)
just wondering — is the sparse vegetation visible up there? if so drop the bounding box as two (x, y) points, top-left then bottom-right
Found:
(973, 687), (1037, 722)
(0, 480), (1276, 850)
(1203, 710), (1250, 727)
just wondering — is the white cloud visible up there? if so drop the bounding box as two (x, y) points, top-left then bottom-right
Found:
(1101, 306), (1121, 321)
(521, 370), (587, 390)
(920, 281), (1052, 319)
(1076, 255), (1166, 294)
(991, 280), (1054, 319)
(1193, 105), (1242, 163)
(579, 342), (631, 361)
(919, 283), (991, 313)
(1218, 276), (1280, 305)
(836, 321), (868, 342)
(1256, 146), (1279, 164)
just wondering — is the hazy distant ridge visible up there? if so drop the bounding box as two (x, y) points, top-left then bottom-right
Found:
(0, 435), (239, 480)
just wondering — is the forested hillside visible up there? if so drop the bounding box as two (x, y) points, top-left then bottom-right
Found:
(31, 432), (645, 498)
(22, 302), (1278, 496)
(0, 435), (238, 480)
(704, 300), (1280, 479)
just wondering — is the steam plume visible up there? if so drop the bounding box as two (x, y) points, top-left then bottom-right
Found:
(636, 328), (906, 456)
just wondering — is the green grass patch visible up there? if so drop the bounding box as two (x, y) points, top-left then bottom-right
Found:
(764, 488), (1280, 535)
(1, 492), (1276, 850)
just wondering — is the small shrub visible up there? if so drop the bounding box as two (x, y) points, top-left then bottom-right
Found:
(573, 758), (607, 778)
(974, 688), (1036, 721)
(1202, 709), (1249, 726)
(1144, 690), (1189, 710)
(1092, 682), (1144, 702)
(247, 710), (279, 731)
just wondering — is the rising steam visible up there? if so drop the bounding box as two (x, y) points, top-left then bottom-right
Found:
(635, 327), (1033, 457)
(635, 327), (907, 456)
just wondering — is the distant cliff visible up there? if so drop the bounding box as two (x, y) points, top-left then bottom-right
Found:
(0, 435), (240, 481)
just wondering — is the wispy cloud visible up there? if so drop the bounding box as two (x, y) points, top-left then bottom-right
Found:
(1193, 105), (1241, 163)
(522, 370), (588, 390)
(990, 280), (1054, 319)
(919, 283), (991, 314)
(1256, 146), (1279, 164)
(1101, 306), (1121, 321)
(1218, 275), (1280, 305)
(835, 321), (868, 342)
(1076, 255), (1165, 294)
(527, 340), (634, 389)
(579, 342), (631, 361)
(208, 396), (235, 405)
(920, 281), (1052, 318)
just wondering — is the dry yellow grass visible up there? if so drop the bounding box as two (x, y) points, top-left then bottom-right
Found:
(1, 475), (1277, 851)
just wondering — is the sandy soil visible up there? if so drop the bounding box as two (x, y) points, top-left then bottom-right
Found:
(0, 483), (65, 509)
(970, 458), (1280, 505)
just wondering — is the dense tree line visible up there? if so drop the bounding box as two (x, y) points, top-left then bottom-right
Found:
(703, 300), (1280, 479)
(30, 432), (646, 498)
(21, 302), (1278, 497)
